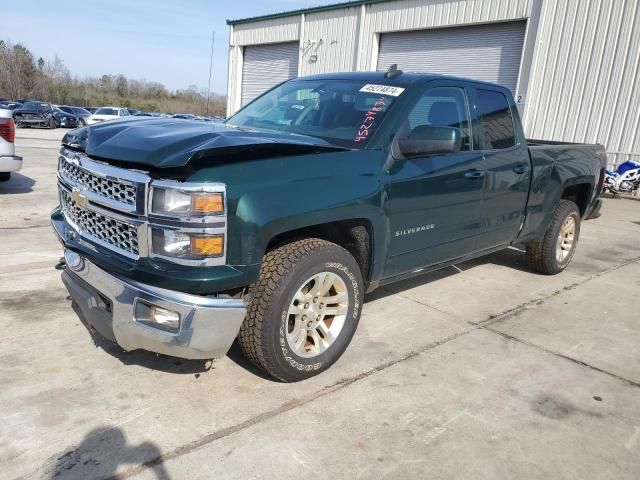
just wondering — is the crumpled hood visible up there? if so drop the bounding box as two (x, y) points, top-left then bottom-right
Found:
(62, 118), (345, 168)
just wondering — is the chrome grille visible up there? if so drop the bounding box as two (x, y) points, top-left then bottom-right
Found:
(60, 189), (139, 256)
(59, 157), (137, 205)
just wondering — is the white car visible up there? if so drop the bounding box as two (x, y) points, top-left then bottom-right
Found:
(86, 107), (130, 125)
(0, 108), (22, 181)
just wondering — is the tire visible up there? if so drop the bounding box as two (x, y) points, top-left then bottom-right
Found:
(526, 199), (581, 275)
(0, 172), (10, 182)
(79, 118), (86, 127)
(49, 117), (56, 129)
(238, 238), (364, 382)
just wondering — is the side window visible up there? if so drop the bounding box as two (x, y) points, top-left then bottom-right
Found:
(476, 89), (516, 149)
(404, 86), (472, 151)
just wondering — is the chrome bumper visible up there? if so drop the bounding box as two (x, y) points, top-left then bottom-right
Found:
(0, 155), (22, 172)
(61, 249), (246, 359)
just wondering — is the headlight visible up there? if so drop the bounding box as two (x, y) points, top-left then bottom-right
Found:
(151, 229), (224, 260)
(150, 183), (224, 218)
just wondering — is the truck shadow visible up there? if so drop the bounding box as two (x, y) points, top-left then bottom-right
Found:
(71, 300), (273, 379)
(42, 426), (170, 480)
(0, 172), (35, 194)
(71, 302), (211, 375)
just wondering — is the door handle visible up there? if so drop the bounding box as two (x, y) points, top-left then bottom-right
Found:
(513, 164), (528, 174)
(464, 169), (485, 179)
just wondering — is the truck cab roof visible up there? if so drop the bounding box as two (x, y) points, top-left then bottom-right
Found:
(296, 70), (511, 91)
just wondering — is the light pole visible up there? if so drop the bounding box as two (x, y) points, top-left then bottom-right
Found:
(206, 30), (215, 116)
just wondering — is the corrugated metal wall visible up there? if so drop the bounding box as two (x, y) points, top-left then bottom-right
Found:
(233, 16), (300, 45)
(524, 0), (640, 167)
(300, 7), (361, 75)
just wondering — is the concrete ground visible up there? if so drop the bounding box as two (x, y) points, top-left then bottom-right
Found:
(1, 128), (639, 480)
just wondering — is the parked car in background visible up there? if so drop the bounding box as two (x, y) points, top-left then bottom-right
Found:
(86, 107), (130, 125)
(13, 101), (57, 128)
(127, 108), (141, 115)
(133, 112), (153, 117)
(173, 113), (196, 119)
(52, 108), (80, 128)
(58, 106), (92, 126)
(0, 109), (22, 181)
(0, 101), (24, 112)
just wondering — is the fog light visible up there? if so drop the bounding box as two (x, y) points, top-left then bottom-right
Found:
(135, 300), (180, 332)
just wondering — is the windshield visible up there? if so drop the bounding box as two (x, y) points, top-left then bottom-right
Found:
(22, 102), (49, 111)
(227, 80), (404, 148)
(95, 108), (119, 115)
(72, 107), (90, 115)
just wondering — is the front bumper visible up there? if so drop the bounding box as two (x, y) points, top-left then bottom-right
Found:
(0, 155), (22, 172)
(15, 117), (48, 127)
(61, 249), (246, 359)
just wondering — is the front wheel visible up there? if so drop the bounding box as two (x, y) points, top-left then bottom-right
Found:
(238, 238), (364, 382)
(49, 117), (56, 129)
(526, 199), (581, 275)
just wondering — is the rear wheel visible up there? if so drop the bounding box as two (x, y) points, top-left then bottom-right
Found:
(238, 238), (363, 382)
(526, 199), (581, 274)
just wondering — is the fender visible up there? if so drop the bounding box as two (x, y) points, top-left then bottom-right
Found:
(519, 146), (598, 243)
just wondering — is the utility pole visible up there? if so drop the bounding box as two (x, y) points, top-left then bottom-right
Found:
(206, 30), (215, 116)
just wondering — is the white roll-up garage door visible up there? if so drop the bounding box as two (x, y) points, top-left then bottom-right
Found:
(241, 42), (299, 106)
(377, 22), (526, 93)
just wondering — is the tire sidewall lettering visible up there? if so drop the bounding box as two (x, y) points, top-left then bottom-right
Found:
(278, 261), (359, 371)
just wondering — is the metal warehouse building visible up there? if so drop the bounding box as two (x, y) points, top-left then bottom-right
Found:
(227, 0), (640, 165)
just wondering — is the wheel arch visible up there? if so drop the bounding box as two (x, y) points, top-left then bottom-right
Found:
(560, 182), (593, 217)
(265, 218), (375, 284)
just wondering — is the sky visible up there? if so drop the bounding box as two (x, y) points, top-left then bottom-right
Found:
(1, 0), (337, 95)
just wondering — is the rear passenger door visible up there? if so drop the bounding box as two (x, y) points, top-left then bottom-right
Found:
(472, 87), (531, 249)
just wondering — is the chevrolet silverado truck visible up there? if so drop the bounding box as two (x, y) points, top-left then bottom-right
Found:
(0, 108), (22, 181)
(51, 70), (605, 382)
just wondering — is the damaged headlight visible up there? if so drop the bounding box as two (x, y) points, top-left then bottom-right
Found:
(151, 229), (224, 260)
(150, 181), (224, 218)
(148, 181), (227, 266)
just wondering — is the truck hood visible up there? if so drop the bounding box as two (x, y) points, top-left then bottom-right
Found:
(62, 118), (347, 169)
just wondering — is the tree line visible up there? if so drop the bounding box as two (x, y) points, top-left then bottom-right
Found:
(0, 40), (226, 115)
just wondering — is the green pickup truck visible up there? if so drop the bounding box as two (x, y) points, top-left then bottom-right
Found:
(52, 70), (606, 381)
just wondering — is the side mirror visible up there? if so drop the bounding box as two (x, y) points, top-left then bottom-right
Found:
(397, 126), (463, 157)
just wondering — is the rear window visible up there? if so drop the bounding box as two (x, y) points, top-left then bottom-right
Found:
(95, 108), (119, 115)
(476, 89), (516, 149)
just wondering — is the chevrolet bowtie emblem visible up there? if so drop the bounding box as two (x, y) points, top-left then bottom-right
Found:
(71, 187), (88, 207)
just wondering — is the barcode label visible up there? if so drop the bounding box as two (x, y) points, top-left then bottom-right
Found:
(359, 84), (405, 97)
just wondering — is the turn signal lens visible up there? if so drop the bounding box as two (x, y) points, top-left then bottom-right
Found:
(190, 235), (224, 257)
(191, 193), (224, 214)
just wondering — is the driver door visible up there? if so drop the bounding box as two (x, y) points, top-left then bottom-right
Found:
(385, 82), (486, 278)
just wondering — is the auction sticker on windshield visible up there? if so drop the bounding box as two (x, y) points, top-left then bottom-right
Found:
(359, 84), (405, 97)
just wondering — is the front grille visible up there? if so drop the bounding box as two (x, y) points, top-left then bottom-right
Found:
(60, 189), (139, 255)
(59, 157), (137, 205)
